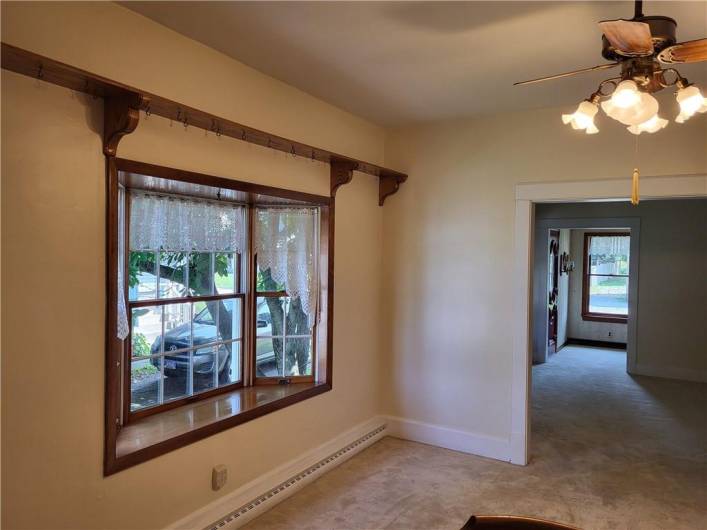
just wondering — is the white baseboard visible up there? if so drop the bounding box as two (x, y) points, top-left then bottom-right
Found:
(383, 415), (514, 464)
(632, 363), (707, 383)
(166, 417), (388, 530)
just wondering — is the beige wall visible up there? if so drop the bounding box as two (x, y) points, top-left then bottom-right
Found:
(1, 3), (385, 530)
(382, 108), (706, 439)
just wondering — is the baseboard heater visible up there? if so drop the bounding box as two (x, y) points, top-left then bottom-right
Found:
(205, 424), (387, 529)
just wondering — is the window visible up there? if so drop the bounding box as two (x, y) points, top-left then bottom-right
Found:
(582, 232), (630, 323)
(106, 159), (332, 474)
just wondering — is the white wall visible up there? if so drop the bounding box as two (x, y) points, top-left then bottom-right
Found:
(567, 229), (628, 344)
(383, 108), (706, 443)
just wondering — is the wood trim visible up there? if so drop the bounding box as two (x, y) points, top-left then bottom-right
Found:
(103, 93), (145, 156)
(581, 231), (630, 324)
(114, 158), (331, 206)
(108, 383), (331, 475)
(566, 338), (627, 350)
(1, 42), (407, 204)
(330, 159), (357, 197)
(379, 170), (407, 206)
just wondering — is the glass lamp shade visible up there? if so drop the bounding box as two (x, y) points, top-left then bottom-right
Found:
(611, 80), (641, 108)
(675, 85), (707, 123)
(627, 114), (669, 135)
(601, 91), (659, 126)
(562, 101), (599, 134)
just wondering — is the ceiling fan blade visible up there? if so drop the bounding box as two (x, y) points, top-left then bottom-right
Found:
(658, 38), (707, 64)
(599, 20), (653, 56)
(514, 63), (619, 86)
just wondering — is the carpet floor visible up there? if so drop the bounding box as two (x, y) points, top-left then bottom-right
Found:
(244, 346), (707, 529)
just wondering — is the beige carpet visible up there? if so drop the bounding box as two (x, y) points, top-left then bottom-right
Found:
(245, 346), (707, 529)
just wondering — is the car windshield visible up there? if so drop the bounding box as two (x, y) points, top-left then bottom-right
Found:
(193, 307), (214, 325)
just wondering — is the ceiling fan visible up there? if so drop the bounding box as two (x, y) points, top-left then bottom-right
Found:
(515, 0), (707, 136)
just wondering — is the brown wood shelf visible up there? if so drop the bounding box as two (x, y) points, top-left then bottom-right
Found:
(112, 382), (330, 474)
(1, 42), (407, 204)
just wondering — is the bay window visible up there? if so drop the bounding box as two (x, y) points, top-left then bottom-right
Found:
(105, 159), (332, 474)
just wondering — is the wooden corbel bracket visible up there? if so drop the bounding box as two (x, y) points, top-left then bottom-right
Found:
(103, 92), (149, 157)
(379, 170), (407, 206)
(330, 158), (358, 198)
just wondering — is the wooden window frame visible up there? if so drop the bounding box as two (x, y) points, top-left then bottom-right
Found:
(581, 231), (630, 324)
(105, 158), (333, 475)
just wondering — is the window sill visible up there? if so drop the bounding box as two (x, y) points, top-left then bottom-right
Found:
(582, 313), (628, 324)
(107, 382), (330, 475)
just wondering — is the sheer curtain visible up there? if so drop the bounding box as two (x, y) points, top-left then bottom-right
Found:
(116, 192), (246, 339)
(254, 207), (319, 327)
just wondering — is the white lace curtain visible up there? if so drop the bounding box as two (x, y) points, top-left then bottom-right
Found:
(254, 207), (319, 328)
(116, 192), (247, 339)
(129, 192), (246, 253)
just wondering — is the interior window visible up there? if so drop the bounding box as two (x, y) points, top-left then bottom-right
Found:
(582, 233), (630, 322)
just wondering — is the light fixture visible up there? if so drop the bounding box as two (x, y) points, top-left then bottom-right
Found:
(627, 114), (669, 134)
(562, 100), (599, 134)
(675, 85), (707, 123)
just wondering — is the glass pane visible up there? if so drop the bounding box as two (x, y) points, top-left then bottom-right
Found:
(131, 306), (162, 358)
(214, 252), (236, 294)
(129, 251), (157, 301)
(188, 252), (213, 296)
(219, 298), (242, 341)
(163, 353), (189, 402)
(285, 337), (313, 376)
(130, 357), (160, 411)
(158, 251), (188, 298)
(256, 297), (285, 337)
(193, 301), (219, 346)
(219, 341), (241, 385)
(588, 275), (629, 315)
(162, 303), (192, 352)
(193, 345), (218, 394)
(589, 235), (630, 275)
(285, 297), (311, 336)
(256, 265), (285, 292)
(256, 337), (282, 377)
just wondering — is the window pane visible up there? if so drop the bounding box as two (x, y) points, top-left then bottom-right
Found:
(589, 236), (630, 275)
(188, 252), (213, 296)
(256, 337), (282, 377)
(163, 303), (192, 352)
(158, 251), (187, 298)
(589, 275), (629, 315)
(193, 301), (219, 345)
(130, 356), (160, 411)
(285, 297), (311, 336)
(129, 251), (157, 301)
(131, 306), (162, 358)
(163, 353), (189, 402)
(256, 265), (285, 292)
(214, 252), (236, 294)
(219, 298), (242, 341)
(218, 341), (241, 386)
(193, 345), (218, 394)
(256, 297), (285, 337)
(285, 337), (312, 376)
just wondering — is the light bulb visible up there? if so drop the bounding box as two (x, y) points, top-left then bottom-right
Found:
(627, 114), (668, 135)
(675, 85), (707, 123)
(612, 80), (641, 108)
(562, 100), (599, 134)
(602, 91), (659, 126)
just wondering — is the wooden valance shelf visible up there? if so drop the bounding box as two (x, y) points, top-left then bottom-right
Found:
(1, 42), (407, 205)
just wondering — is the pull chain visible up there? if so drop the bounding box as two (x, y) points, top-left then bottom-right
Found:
(631, 134), (640, 206)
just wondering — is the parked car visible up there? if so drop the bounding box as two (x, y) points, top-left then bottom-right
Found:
(150, 305), (276, 380)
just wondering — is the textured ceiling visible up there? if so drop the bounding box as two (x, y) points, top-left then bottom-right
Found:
(124, 1), (707, 127)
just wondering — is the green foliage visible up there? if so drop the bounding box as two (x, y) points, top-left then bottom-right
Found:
(132, 332), (151, 358)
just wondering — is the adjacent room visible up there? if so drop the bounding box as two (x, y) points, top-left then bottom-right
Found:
(2, 2), (706, 530)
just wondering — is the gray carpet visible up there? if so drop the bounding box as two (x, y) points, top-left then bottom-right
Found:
(245, 346), (707, 529)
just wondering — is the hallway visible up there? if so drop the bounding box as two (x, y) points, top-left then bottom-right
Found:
(245, 346), (707, 529)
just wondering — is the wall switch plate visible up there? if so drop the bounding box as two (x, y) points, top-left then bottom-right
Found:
(212, 465), (227, 491)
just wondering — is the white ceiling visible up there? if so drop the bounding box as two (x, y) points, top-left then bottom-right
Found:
(124, 1), (707, 127)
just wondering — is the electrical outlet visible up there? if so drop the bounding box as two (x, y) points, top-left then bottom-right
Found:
(212, 465), (227, 491)
(608, 331), (613, 338)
